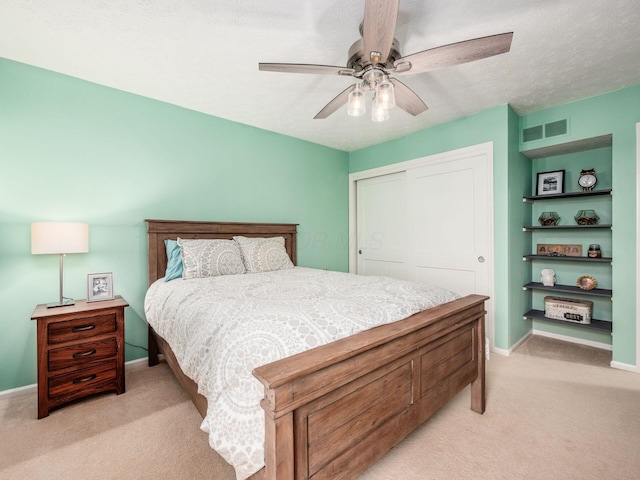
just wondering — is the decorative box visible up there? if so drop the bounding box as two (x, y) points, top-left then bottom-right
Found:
(544, 296), (592, 324)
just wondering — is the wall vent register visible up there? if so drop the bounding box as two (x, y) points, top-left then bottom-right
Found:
(522, 118), (568, 143)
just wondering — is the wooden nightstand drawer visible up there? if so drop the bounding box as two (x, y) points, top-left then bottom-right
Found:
(48, 313), (117, 344)
(48, 338), (117, 372)
(48, 361), (117, 400)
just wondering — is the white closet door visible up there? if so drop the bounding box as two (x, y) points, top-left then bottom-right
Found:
(351, 143), (493, 347)
(356, 172), (407, 280)
(407, 152), (490, 299)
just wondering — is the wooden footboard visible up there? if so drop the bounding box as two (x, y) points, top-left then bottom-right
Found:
(148, 294), (487, 480)
(253, 294), (487, 480)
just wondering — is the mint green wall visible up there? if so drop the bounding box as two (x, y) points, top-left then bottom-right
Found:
(507, 106), (532, 348)
(0, 58), (349, 391)
(520, 85), (640, 365)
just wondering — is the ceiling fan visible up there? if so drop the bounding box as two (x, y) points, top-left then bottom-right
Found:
(259, 0), (513, 121)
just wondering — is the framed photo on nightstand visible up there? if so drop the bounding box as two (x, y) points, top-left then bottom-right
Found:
(87, 272), (114, 302)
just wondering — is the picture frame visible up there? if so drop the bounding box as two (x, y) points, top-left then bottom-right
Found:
(536, 169), (565, 196)
(87, 272), (114, 302)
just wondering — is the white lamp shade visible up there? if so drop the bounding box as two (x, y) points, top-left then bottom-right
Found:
(31, 222), (89, 254)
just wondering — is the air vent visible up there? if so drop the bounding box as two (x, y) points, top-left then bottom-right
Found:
(523, 125), (543, 143)
(522, 118), (569, 143)
(544, 119), (568, 138)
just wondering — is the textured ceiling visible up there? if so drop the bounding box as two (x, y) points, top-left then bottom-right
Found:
(1, 0), (639, 152)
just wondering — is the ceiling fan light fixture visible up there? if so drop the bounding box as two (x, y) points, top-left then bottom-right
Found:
(376, 75), (395, 110)
(347, 83), (366, 116)
(259, 2), (513, 122)
(371, 92), (389, 122)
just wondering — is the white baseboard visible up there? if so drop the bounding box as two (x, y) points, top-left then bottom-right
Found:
(610, 361), (640, 373)
(491, 331), (534, 357)
(0, 357), (150, 400)
(0, 383), (37, 400)
(509, 331), (534, 355)
(532, 329), (612, 351)
(125, 357), (149, 370)
(491, 346), (510, 356)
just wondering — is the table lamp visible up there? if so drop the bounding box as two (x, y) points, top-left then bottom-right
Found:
(31, 222), (89, 307)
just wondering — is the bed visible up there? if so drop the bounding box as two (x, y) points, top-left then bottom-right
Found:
(145, 219), (489, 480)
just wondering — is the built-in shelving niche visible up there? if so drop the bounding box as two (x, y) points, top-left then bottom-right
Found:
(521, 134), (613, 336)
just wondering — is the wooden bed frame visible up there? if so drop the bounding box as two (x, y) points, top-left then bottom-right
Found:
(145, 219), (488, 480)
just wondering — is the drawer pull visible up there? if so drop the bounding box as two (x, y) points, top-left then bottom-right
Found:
(71, 325), (96, 332)
(73, 374), (97, 384)
(73, 349), (97, 359)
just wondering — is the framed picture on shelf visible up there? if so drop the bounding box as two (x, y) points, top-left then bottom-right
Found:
(87, 272), (114, 302)
(536, 169), (565, 196)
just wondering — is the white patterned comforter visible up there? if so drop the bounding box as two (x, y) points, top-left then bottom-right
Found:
(144, 267), (459, 480)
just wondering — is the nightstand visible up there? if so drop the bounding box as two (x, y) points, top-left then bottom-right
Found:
(31, 296), (128, 418)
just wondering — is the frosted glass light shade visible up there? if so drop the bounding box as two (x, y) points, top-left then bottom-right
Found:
(347, 84), (366, 116)
(371, 93), (389, 122)
(376, 76), (395, 110)
(31, 222), (89, 254)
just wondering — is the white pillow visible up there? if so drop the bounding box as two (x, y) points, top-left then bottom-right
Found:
(177, 238), (245, 279)
(233, 236), (294, 273)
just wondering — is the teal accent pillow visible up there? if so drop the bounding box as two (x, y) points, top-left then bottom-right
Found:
(164, 239), (183, 281)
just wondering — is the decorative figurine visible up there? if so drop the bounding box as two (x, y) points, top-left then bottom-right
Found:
(538, 211), (560, 226)
(541, 268), (556, 286)
(574, 209), (599, 225)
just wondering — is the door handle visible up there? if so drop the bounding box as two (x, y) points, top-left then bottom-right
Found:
(478, 256), (485, 263)
(359, 250), (363, 254)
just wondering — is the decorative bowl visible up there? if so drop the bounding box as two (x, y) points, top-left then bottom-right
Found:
(577, 275), (597, 290)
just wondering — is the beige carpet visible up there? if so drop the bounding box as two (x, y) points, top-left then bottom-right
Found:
(1, 336), (639, 480)
(513, 334), (613, 367)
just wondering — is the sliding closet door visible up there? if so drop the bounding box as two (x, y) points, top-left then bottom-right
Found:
(406, 153), (490, 298)
(351, 143), (494, 345)
(356, 172), (407, 280)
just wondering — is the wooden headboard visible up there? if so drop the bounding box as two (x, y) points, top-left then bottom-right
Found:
(145, 219), (298, 286)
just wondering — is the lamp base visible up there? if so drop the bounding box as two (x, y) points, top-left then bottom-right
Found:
(46, 299), (75, 308)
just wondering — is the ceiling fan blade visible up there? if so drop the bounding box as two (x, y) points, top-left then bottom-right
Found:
(314, 85), (355, 119)
(363, 0), (399, 64)
(390, 79), (428, 116)
(259, 63), (355, 76)
(394, 32), (513, 75)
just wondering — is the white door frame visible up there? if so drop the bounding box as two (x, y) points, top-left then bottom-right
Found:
(636, 122), (640, 370)
(349, 142), (495, 345)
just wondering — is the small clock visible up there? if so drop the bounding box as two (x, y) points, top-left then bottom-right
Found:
(578, 169), (597, 191)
